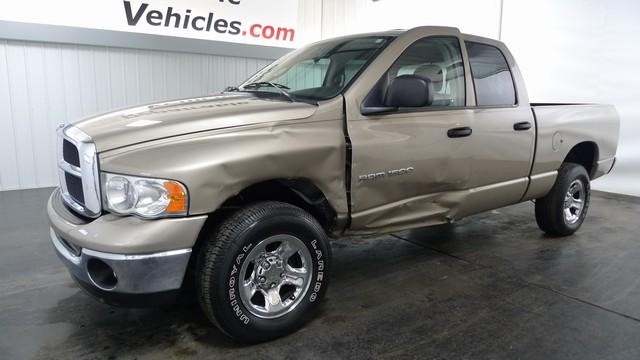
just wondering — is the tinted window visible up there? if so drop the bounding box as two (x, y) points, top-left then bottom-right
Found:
(465, 42), (516, 106)
(385, 37), (465, 107)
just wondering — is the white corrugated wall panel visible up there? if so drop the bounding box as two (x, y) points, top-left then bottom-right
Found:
(297, 0), (323, 44)
(319, 0), (501, 40)
(0, 40), (272, 191)
(0, 40), (20, 189)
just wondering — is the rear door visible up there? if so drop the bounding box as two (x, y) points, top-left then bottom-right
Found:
(455, 39), (535, 217)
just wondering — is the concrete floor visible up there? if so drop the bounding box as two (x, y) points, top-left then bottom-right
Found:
(2, 188), (640, 359)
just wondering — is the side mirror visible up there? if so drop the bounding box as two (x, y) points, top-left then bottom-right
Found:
(360, 75), (433, 116)
(384, 75), (433, 108)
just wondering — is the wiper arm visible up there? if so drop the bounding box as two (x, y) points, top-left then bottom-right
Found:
(243, 81), (290, 90)
(264, 81), (294, 102)
(241, 81), (294, 102)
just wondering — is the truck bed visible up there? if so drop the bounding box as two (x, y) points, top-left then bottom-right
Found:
(529, 103), (619, 180)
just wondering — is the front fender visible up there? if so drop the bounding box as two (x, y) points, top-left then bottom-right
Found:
(98, 118), (348, 217)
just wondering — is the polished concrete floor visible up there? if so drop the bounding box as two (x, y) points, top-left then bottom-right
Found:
(2, 188), (640, 359)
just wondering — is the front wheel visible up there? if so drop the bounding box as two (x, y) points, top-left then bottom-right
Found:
(535, 163), (591, 236)
(196, 201), (330, 343)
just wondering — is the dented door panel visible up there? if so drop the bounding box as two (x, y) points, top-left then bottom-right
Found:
(348, 109), (474, 231)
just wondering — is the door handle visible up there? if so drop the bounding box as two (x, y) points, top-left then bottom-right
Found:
(513, 121), (532, 131)
(447, 126), (472, 138)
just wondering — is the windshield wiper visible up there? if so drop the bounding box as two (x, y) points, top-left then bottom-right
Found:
(241, 81), (294, 102)
(243, 81), (290, 90)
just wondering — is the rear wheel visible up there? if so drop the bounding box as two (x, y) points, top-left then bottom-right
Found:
(196, 201), (330, 343)
(535, 163), (590, 236)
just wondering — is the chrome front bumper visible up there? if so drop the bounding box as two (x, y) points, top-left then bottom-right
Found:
(50, 228), (192, 295)
(47, 188), (205, 306)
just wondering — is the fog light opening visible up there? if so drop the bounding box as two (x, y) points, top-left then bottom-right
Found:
(87, 258), (118, 290)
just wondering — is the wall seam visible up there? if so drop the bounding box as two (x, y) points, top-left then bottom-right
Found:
(59, 45), (70, 128)
(498, 0), (504, 40)
(2, 41), (21, 190)
(91, 47), (99, 112)
(41, 43), (54, 187)
(22, 42), (38, 187)
(320, 0), (325, 40)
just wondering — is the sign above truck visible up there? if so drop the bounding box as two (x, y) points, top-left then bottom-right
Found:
(0, 0), (299, 47)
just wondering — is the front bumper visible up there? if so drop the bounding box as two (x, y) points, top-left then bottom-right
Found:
(51, 228), (191, 306)
(47, 188), (207, 306)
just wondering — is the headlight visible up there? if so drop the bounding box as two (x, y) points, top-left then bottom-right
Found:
(101, 173), (188, 218)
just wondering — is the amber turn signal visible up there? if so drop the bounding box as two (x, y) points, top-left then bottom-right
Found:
(164, 181), (187, 213)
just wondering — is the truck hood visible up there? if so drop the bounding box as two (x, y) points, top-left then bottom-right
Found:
(74, 94), (318, 152)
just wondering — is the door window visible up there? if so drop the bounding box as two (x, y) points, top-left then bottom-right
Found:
(384, 37), (466, 107)
(465, 42), (516, 106)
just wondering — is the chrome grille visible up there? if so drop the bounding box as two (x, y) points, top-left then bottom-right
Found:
(63, 139), (80, 167)
(57, 125), (101, 218)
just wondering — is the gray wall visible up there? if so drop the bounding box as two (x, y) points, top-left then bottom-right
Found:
(0, 40), (272, 190)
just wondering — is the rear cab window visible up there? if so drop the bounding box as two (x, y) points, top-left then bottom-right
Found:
(465, 42), (516, 106)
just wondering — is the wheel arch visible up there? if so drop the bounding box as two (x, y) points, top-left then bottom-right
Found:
(562, 141), (599, 178)
(198, 178), (338, 237)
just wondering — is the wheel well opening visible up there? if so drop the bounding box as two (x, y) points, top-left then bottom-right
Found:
(563, 142), (598, 178)
(209, 179), (337, 233)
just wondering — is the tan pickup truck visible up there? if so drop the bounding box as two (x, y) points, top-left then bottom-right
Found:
(48, 26), (619, 342)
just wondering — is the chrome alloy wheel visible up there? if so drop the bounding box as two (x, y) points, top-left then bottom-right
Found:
(563, 179), (585, 224)
(239, 235), (313, 319)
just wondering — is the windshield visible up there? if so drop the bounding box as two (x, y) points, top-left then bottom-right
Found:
(237, 36), (393, 101)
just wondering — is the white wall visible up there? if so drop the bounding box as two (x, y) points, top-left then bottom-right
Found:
(319, 0), (501, 39)
(501, 0), (640, 195)
(0, 40), (271, 190)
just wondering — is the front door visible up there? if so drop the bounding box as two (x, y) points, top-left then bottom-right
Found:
(345, 33), (476, 232)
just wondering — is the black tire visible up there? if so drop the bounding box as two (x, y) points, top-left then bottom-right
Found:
(535, 163), (591, 236)
(196, 201), (331, 343)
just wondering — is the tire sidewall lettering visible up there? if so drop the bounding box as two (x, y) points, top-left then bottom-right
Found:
(309, 239), (325, 303)
(227, 243), (253, 325)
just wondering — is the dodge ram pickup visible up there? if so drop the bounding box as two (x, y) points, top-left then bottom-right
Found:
(48, 26), (619, 342)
